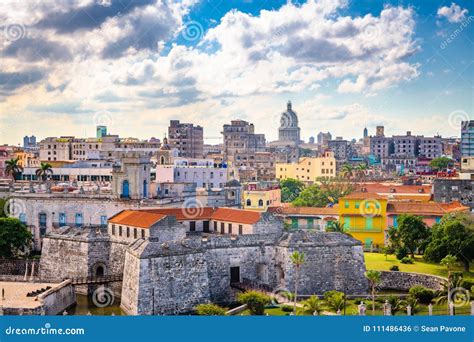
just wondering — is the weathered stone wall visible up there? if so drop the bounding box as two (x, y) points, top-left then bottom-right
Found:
(379, 271), (446, 291)
(38, 280), (76, 315)
(120, 249), (142, 315)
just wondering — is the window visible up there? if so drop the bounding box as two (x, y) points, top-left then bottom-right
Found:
(126, 227), (130, 238)
(258, 199), (263, 207)
(134, 228), (137, 239)
(344, 201), (349, 209)
(366, 217), (373, 230)
(307, 218), (314, 228)
(119, 226), (122, 236)
(214, 221), (218, 231)
(343, 217), (351, 230)
(190, 221), (196, 232)
(291, 218), (298, 229)
(141, 229), (145, 238)
(111, 225), (116, 235)
(228, 223), (232, 234)
(355, 202), (360, 209)
(220, 222), (225, 234)
(19, 213), (26, 224)
(246, 199), (251, 206)
(239, 225), (243, 234)
(100, 215), (107, 227)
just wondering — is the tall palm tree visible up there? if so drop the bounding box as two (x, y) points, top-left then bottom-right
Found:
(35, 162), (53, 181)
(5, 158), (23, 181)
(365, 270), (382, 314)
(290, 251), (305, 315)
(339, 164), (354, 179)
(439, 255), (458, 311)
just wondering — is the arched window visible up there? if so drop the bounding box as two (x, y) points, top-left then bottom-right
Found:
(246, 199), (251, 206)
(143, 180), (148, 198)
(258, 199), (264, 207)
(160, 156), (165, 164)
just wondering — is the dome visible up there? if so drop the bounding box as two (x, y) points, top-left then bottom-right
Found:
(280, 101), (299, 128)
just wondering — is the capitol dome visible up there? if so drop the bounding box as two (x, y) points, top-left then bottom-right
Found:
(280, 101), (299, 128)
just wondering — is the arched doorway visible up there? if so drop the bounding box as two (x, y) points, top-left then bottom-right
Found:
(122, 180), (130, 198)
(92, 263), (106, 277)
(276, 265), (285, 287)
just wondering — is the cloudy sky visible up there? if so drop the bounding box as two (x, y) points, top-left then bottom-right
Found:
(0, 0), (472, 145)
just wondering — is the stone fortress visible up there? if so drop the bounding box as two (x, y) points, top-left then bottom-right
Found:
(40, 209), (368, 315)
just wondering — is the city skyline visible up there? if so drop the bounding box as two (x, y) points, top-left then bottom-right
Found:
(1, 0), (473, 145)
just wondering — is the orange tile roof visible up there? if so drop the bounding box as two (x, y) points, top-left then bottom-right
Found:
(211, 208), (261, 225)
(268, 206), (338, 216)
(142, 207), (215, 221)
(387, 201), (470, 216)
(355, 183), (432, 194)
(109, 211), (166, 228)
(342, 192), (387, 200)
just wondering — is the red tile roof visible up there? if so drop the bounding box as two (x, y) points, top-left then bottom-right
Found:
(142, 207), (215, 221)
(387, 201), (469, 216)
(355, 183), (432, 194)
(268, 206), (338, 216)
(342, 192), (387, 200)
(109, 211), (166, 228)
(211, 208), (261, 225)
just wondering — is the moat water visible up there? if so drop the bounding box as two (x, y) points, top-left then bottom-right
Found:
(66, 295), (124, 316)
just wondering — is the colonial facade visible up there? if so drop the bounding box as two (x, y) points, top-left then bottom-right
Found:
(276, 151), (336, 183)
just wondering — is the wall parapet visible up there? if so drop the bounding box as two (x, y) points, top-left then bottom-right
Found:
(379, 271), (446, 291)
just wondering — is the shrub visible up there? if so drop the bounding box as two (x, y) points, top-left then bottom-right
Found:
(395, 247), (408, 260)
(400, 257), (414, 264)
(323, 290), (344, 301)
(237, 291), (270, 315)
(409, 285), (435, 304)
(281, 306), (293, 313)
(324, 292), (345, 312)
(389, 265), (399, 271)
(195, 304), (227, 316)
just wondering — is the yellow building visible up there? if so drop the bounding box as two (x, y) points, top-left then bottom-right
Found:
(243, 185), (281, 212)
(338, 192), (387, 249)
(276, 151), (336, 183)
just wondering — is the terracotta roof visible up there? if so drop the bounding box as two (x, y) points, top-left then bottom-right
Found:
(109, 211), (166, 228)
(211, 208), (261, 225)
(142, 207), (215, 221)
(268, 206), (338, 216)
(355, 183), (432, 194)
(342, 192), (387, 200)
(387, 201), (470, 216)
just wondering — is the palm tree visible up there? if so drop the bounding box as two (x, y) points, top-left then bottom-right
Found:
(302, 295), (323, 315)
(365, 270), (382, 314)
(326, 220), (345, 233)
(439, 255), (458, 311)
(356, 164), (368, 180)
(5, 158), (23, 181)
(290, 251), (305, 315)
(339, 164), (354, 179)
(386, 295), (403, 315)
(35, 162), (53, 181)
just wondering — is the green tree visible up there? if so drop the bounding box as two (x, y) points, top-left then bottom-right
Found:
(365, 270), (382, 314)
(386, 295), (404, 315)
(0, 217), (33, 258)
(279, 178), (305, 203)
(429, 157), (453, 171)
(292, 177), (354, 207)
(325, 291), (345, 312)
(355, 164), (368, 180)
(397, 214), (430, 257)
(302, 295), (323, 315)
(195, 303), (227, 316)
(290, 251), (305, 314)
(35, 162), (53, 181)
(237, 291), (270, 315)
(5, 158), (23, 181)
(424, 213), (474, 271)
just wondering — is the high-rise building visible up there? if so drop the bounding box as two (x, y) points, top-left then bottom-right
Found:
(317, 132), (332, 146)
(461, 120), (474, 156)
(376, 126), (385, 137)
(168, 120), (204, 159)
(222, 120), (266, 160)
(96, 126), (107, 138)
(23, 135), (37, 149)
(328, 138), (351, 162)
(363, 127), (368, 138)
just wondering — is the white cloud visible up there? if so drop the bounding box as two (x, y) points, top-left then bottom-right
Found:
(437, 3), (468, 23)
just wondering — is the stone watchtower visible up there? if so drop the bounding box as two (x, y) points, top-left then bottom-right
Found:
(278, 101), (301, 144)
(112, 152), (151, 200)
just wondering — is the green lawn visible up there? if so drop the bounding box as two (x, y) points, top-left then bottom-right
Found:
(364, 252), (474, 281)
